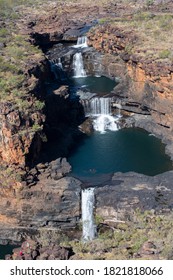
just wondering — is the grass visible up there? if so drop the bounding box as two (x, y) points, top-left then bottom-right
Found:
(0, 5), (44, 111)
(130, 13), (173, 61)
(0, 0), (47, 180)
(57, 209), (173, 260)
(90, 10), (173, 62)
(159, 49), (171, 59)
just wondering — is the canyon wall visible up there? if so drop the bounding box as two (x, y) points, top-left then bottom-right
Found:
(0, 59), (49, 166)
(1, 1), (173, 244)
(88, 25), (173, 158)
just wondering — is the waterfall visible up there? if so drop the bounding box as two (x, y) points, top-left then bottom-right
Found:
(72, 36), (88, 77)
(73, 36), (88, 48)
(73, 52), (86, 78)
(94, 115), (118, 133)
(81, 97), (111, 116)
(82, 97), (118, 133)
(91, 97), (111, 115)
(82, 188), (96, 241)
(55, 58), (63, 69)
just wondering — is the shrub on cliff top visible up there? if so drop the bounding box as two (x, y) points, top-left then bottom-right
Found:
(159, 49), (171, 59)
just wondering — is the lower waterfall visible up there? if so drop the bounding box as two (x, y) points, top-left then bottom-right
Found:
(82, 188), (96, 241)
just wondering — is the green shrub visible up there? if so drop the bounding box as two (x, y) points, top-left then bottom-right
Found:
(124, 43), (133, 54)
(0, 62), (21, 74)
(0, 28), (8, 37)
(146, 0), (154, 6)
(159, 49), (171, 59)
(32, 123), (42, 132)
(133, 12), (155, 21)
(6, 45), (24, 60)
(34, 100), (45, 110)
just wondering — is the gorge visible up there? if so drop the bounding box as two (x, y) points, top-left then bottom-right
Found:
(1, 0), (173, 260)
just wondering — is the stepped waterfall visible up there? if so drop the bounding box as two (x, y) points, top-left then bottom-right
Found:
(82, 97), (119, 133)
(73, 36), (88, 48)
(82, 188), (96, 241)
(73, 36), (88, 78)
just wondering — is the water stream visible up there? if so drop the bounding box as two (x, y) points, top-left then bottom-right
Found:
(73, 36), (88, 48)
(46, 36), (173, 241)
(82, 188), (96, 241)
(73, 52), (87, 78)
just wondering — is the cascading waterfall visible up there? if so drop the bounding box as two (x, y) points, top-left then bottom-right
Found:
(73, 52), (86, 78)
(82, 97), (119, 133)
(73, 36), (88, 48)
(72, 36), (87, 77)
(82, 188), (96, 241)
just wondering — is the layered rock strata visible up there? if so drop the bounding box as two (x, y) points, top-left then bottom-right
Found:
(88, 25), (173, 158)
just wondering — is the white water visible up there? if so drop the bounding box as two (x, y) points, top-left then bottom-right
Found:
(94, 114), (118, 133)
(90, 97), (111, 115)
(82, 188), (96, 241)
(73, 36), (88, 48)
(55, 58), (63, 69)
(73, 52), (86, 78)
(82, 97), (119, 133)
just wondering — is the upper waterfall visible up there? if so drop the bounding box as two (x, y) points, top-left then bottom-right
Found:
(73, 36), (88, 48)
(73, 52), (86, 78)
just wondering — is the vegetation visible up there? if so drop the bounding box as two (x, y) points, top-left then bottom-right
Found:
(0, 0), (46, 124)
(93, 8), (173, 62)
(58, 210), (173, 260)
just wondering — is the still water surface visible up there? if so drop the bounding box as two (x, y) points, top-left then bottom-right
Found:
(68, 128), (173, 184)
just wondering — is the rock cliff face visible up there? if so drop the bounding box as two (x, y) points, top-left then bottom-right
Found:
(23, 3), (102, 47)
(88, 25), (173, 158)
(0, 5), (87, 242)
(96, 171), (173, 223)
(0, 59), (48, 166)
(0, 160), (82, 244)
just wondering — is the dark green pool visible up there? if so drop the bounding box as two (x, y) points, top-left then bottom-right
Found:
(0, 244), (17, 260)
(69, 76), (117, 94)
(68, 128), (173, 184)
